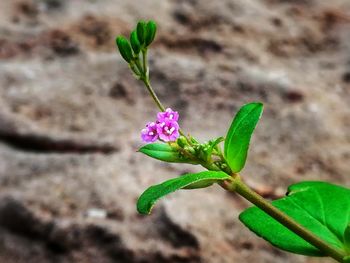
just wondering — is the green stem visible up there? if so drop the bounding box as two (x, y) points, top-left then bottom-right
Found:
(142, 49), (148, 78)
(139, 51), (187, 137)
(134, 59), (144, 77)
(129, 62), (141, 77)
(223, 175), (345, 263)
(142, 78), (166, 112)
(142, 70), (188, 139)
(132, 52), (165, 111)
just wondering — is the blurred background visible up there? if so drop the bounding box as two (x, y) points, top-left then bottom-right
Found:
(0, 0), (349, 262)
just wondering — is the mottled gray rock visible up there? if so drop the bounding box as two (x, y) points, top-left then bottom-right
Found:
(0, 0), (349, 262)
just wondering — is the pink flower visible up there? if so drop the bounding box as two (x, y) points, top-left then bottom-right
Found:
(157, 108), (179, 122)
(141, 108), (181, 143)
(141, 122), (159, 142)
(157, 119), (180, 142)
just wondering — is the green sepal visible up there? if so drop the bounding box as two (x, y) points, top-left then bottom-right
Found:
(130, 30), (141, 55)
(137, 171), (231, 214)
(176, 136), (188, 148)
(136, 21), (146, 45)
(139, 143), (194, 164)
(224, 102), (263, 173)
(239, 181), (350, 257)
(116, 36), (133, 63)
(145, 20), (157, 46)
(206, 136), (224, 162)
(189, 136), (199, 144)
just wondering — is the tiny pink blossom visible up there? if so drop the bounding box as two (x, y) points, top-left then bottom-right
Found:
(157, 119), (180, 142)
(141, 122), (159, 142)
(157, 108), (179, 122)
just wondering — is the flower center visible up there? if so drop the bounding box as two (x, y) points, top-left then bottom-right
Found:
(165, 126), (175, 135)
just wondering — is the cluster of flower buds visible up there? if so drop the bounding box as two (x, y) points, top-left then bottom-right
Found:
(115, 20), (157, 64)
(141, 108), (180, 143)
(176, 135), (230, 172)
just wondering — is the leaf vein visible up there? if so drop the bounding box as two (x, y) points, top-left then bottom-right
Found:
(288, 198), (343, 248)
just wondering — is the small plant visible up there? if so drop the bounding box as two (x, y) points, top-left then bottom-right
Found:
(116, 20), (350, 262)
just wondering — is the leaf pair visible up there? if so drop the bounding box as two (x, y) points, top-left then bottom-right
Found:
(240, 181), (350, 258)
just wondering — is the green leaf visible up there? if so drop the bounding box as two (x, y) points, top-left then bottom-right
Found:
(239, 181), (350, 256)
(224, 102), (263, 173)
(139, 143), (193, 163)
(115, 36), (133, 63)
(145, 20), (157, 46)
(137, 171), (230, 214)
(130, 30), (141, 55)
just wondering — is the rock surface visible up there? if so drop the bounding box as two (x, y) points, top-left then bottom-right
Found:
(0, 0), (349, 262)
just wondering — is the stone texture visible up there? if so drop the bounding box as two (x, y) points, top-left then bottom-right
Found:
(0, 0), (349, 262)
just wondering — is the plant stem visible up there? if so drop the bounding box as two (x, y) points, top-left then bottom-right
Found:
(142, 49), (148, 78)
(134, 59), (144, 77)
(223, 175), (345, 263)
(135, 49), (164, 111)
(129, 62), (141, 77)
(142, 78), (166, 112)
(139, 51), (190, 138)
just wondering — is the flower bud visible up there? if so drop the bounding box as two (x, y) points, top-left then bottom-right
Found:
(190, 136), (199, 144)
(221, 163), (228, 169)
(116, 36), (133, 63)
(177, 136), (188, 148)
(137, 21), (146, 45)
(184, 146), (196, 155)
(130, 30), (141, 55)
(145, 20), (157, 46)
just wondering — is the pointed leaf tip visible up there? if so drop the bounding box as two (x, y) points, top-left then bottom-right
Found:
(137, 171), (230, 215)
(224, 102), (263, 173)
